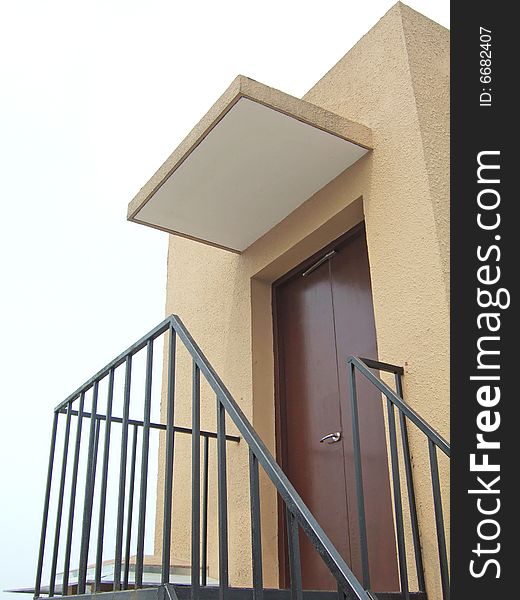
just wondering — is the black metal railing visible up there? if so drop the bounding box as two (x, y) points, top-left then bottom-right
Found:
(347, 357), (450, 600)
(35, 315), (450, 600)
(35, 317), (240, 598)
(35, 315), (373, 600)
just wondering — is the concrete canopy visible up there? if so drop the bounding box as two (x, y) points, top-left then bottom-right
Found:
(127, 75), (372, 252)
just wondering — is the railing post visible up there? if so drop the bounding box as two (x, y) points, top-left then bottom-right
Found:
(395, 373), (425, 592)
(286, 508), (303, 600)
(62, 393), (85, 596)
(95, 368), (115, 592)
(114, 355), (132, 591)
(191, 361), (201, 600)
(429, 440), (449, 600)
(136, 339), (154, 588)
(216, 396), (229, 600)
(123, 424), (139, 589)
(348, 362), (370, 590)
(34, 411), (59, 600)
(249, 450), (263, 600)
(201, 435), (210, 587)
(78, 381), (100, 594)
(48, 403), (72, 597)
(386, 398), (409, 600)
(162, 326), (177, 584)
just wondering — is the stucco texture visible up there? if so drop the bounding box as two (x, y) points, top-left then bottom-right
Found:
(151, 3), (449, 599)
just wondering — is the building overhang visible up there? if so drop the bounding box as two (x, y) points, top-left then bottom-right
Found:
(127, 75), (372, 253)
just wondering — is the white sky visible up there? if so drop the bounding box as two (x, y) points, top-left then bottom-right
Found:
(0, 1), (449, 596)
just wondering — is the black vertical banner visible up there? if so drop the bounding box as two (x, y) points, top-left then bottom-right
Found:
(451, 3), (516, 599)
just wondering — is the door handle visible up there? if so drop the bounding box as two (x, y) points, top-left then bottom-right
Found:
(319, 431), (342, 444)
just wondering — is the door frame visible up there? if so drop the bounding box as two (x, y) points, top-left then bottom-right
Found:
(271, 221), (368, 588)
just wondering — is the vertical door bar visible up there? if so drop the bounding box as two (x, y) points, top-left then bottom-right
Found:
(348, 363), (370, 589)
(216, 396), (229, 600)
(395, 373), (425, 591)
(48, 403), (72, 596)
(162, 326), (177, 584)
(34, 411), (59, 599)
(114, 355), (132, 590)
(78, 381), (100, 594)
(123, 424), (139, 589)
(191, 362), (201, 600)
(286, 508), (303, 600)
(249, 450), (263, 600)
(95, 368), (115, 591)
(62, 393), (85, 596)
(386, 398), (409, 600)
(201, 435), (210, 587)
(429, 440), (449, 600)
(135, 339), (154, 588)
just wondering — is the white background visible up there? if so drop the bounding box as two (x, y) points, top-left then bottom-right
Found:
(0, 1), (449, 596)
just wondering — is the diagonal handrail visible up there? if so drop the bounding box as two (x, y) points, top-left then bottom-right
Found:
(170, 315), (371, 600)
(54, 316), (173, 413)
(348, 356), (450, 456)
(347, 355), (450, 600)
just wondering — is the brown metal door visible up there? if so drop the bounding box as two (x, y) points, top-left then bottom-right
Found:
(274, 226), (398, 592)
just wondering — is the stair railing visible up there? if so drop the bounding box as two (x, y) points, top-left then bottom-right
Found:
(347, 357), (450, 600)
(168, 316), (372, 600)
(35, 315), (373, 600)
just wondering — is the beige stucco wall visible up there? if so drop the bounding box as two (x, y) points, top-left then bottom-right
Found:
(152, 3), (449, 599)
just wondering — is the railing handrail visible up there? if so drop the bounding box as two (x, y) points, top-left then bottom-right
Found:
(348, 356), (450, 457)
(40, 316), (450, 600)
(54, 317), (173, 413)
(170, 315), (370, 600)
